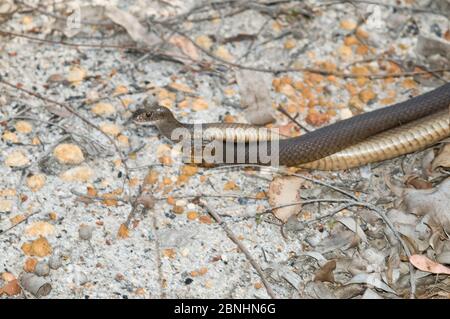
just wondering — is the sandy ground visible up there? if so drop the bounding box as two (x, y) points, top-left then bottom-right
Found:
(0, 0), (449, 299)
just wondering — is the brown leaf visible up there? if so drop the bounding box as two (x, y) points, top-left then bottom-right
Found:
(405, 175), (432, 189)
(2, 279), (21, 296)
(117, 223), (129, 239)
(314, 260), (336, 283)
(432, 144), (450, 170)
(268, 176), (302, 223)
(409, 254), (450, 275)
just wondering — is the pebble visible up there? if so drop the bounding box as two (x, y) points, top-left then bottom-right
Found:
(0, 199), (13, 212)
(175, 199), (187, 207)
(78, 224), (93, 241)
(26, 174), (46, 192)
(35, 261), (50, 277)
(91, 102), (116, 117)
(5, 150), (30, 167)
(53, 143), (84, 165)
(48, 254), (62, 270)
(99, 123), (121, 136)
(60, 165), (93, 182)
(15, 121), (33, 133)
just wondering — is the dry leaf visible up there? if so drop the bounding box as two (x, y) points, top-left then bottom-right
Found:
(346, 273), (396, 294)
(268, 176), (302, 223)
(398, 178), (450, 232)
(235, 70), (275, 125)
(431, 144), (450, 170)
(169, 35), (199, 61)
(314, 260), (336, 282)
(409, 254), (450, 275)
(117, 223), (129, 239)
(337, 217), (368, 243)
(405, 175), (432, 189)
(105, 6), (159, 47)
(416, 34), (450, 60)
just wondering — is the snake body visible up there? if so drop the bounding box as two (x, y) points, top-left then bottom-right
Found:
(133, 83), (450, 169)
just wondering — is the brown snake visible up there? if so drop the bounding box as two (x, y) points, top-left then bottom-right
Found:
(133, 83), (450, 170)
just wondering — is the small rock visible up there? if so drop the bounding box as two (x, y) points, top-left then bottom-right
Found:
(34, 261), (50, 277)
(60, 165), (93, 182)
(15, 121), (33, 133)
(5, 150), (30, 167)
(340, 108), (353, 120)
(78, 224), (93, 240)
(0, 199), (13, 212)
(24, 257), (38, 273)
(66, 66), (86, 84)
(2, 131), (19, 143)
(48, 254), (62, 270)
(53, 143), (84, 165)
(117, 134), (129, 147)
(74, 272), (88, 286)
(91, 103), (116, 117)
(99, 123), (121, 136)
(26, 174), (46, 192)
(115, 273), (125, 282)
(175, 199), (187, 207)
(25, 221), (55, 237)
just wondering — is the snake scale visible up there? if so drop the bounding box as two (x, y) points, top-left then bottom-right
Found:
(133, 83), (450, 170)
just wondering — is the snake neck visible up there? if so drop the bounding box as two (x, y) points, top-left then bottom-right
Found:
(154, 115), (190, 142)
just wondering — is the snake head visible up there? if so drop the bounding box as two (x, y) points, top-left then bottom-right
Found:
(133, 100), (173, 123)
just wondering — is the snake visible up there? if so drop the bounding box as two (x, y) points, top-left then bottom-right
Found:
(133, 83), (450, 170)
